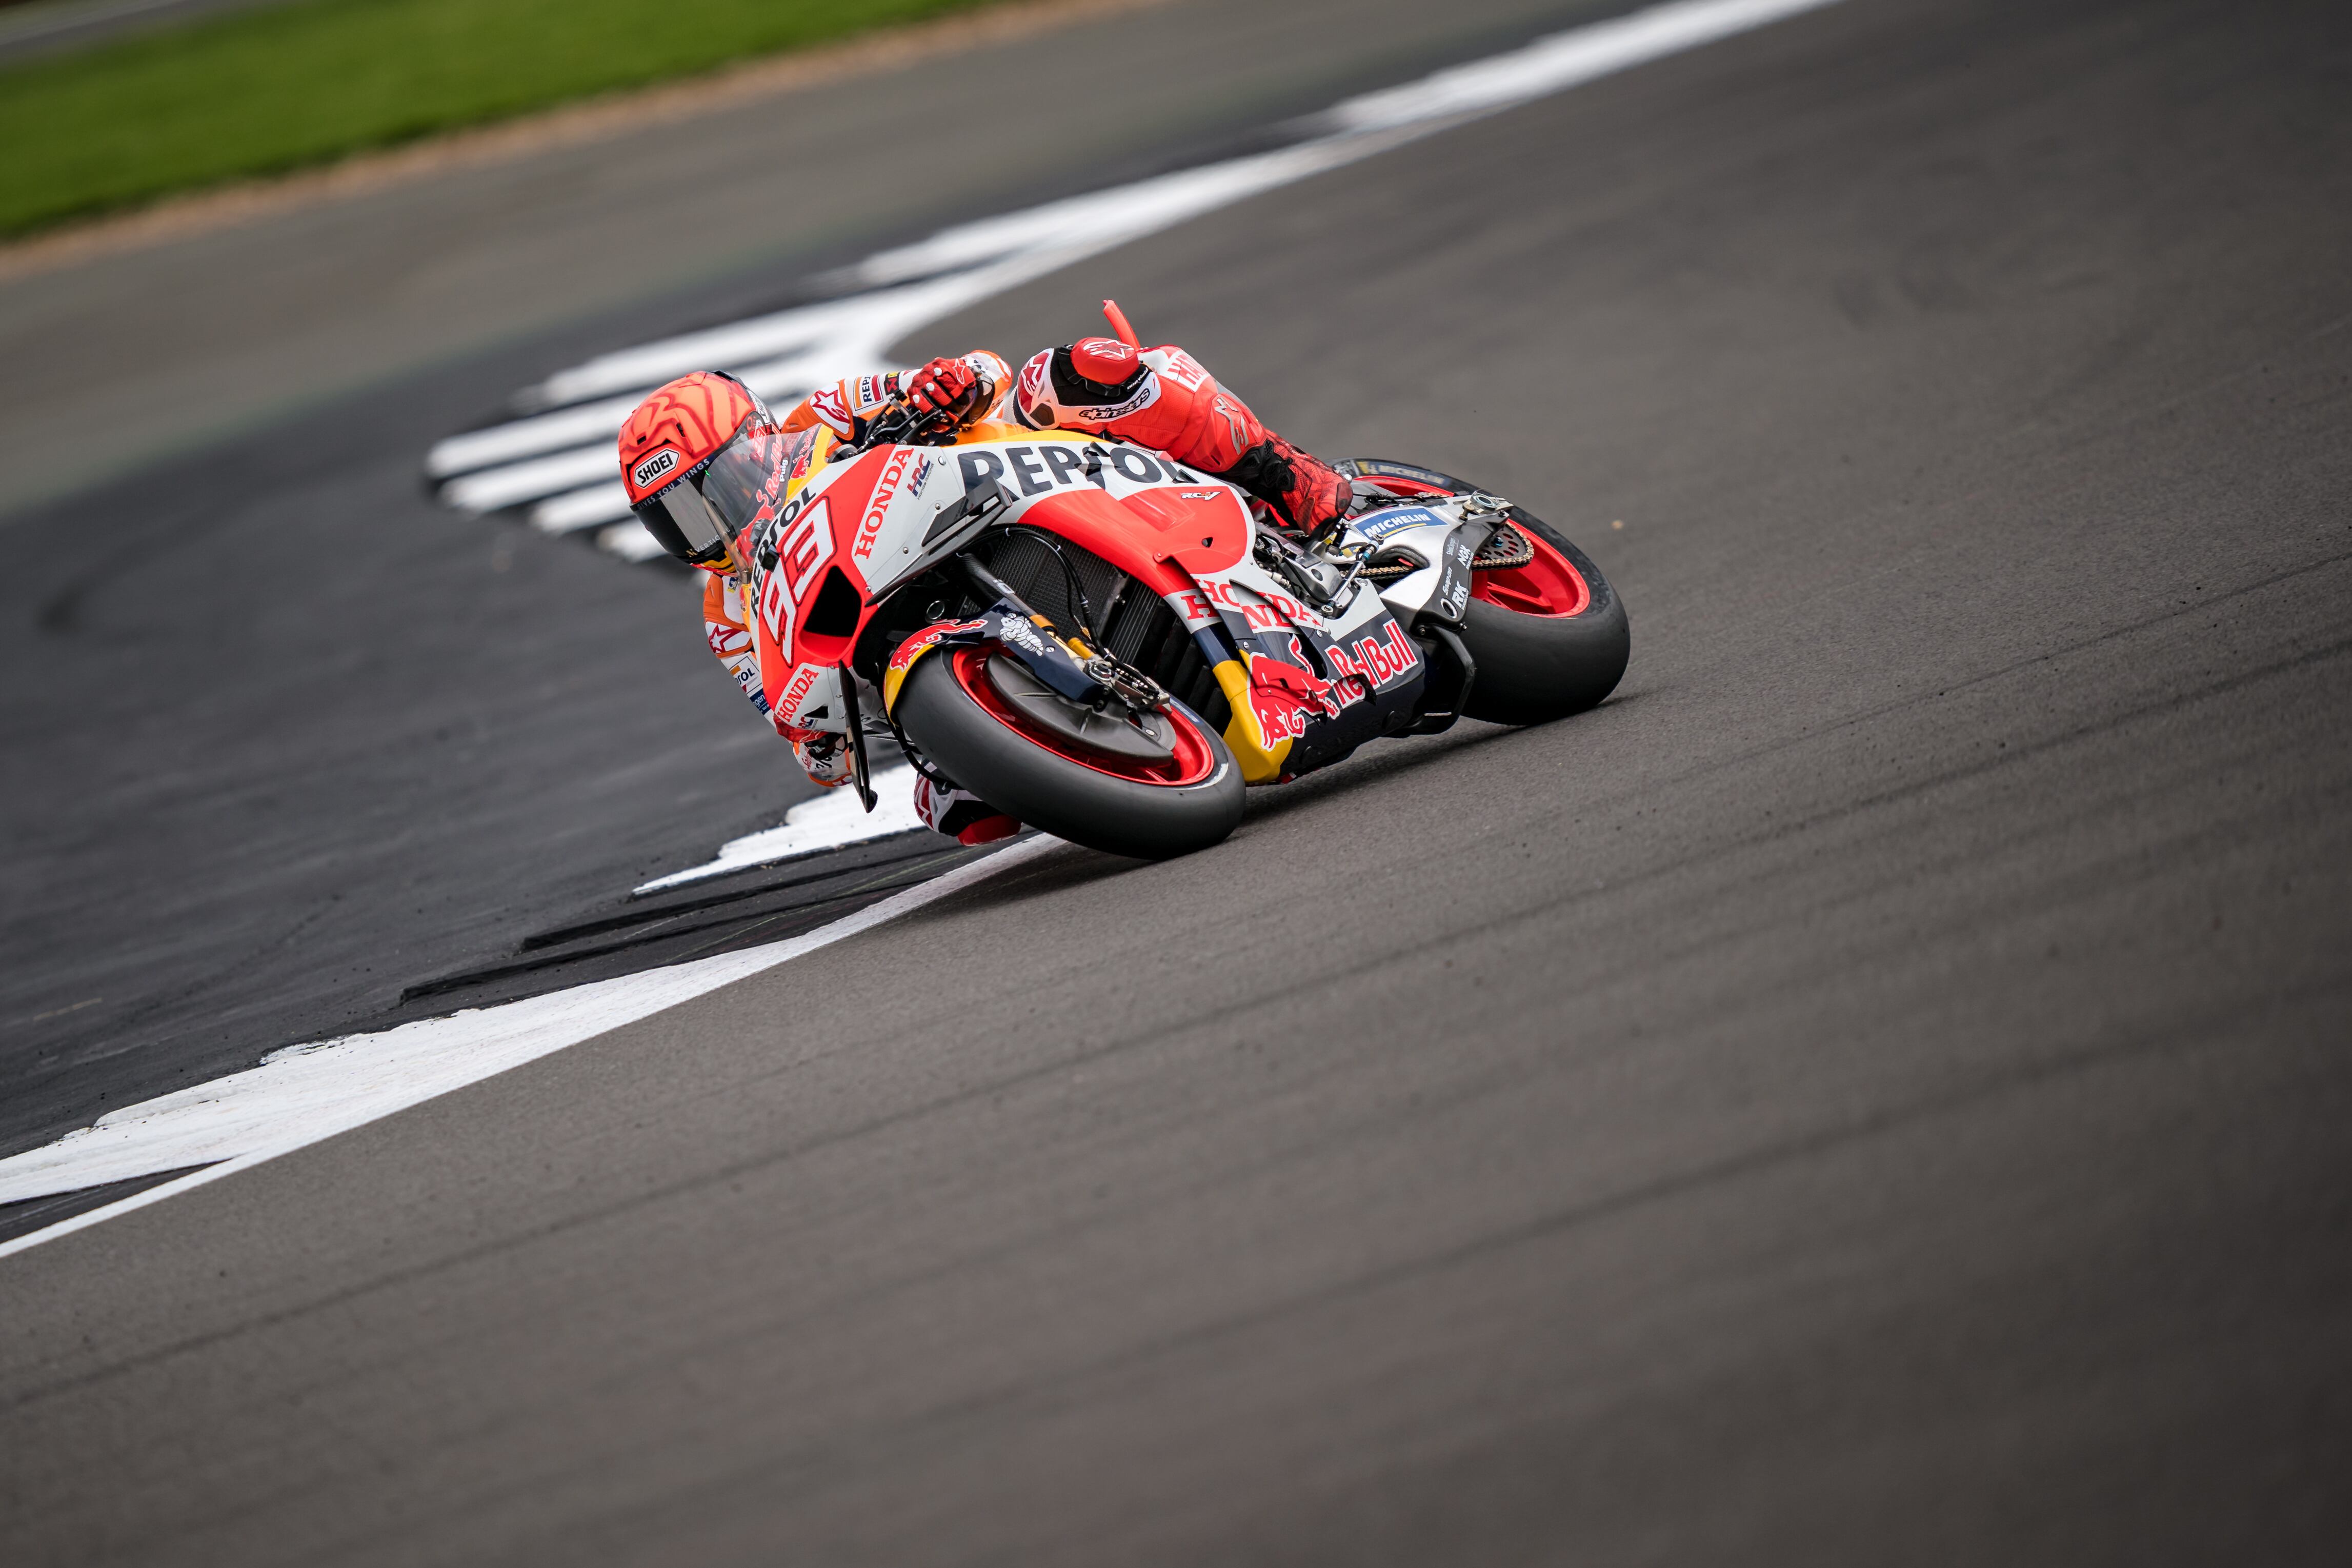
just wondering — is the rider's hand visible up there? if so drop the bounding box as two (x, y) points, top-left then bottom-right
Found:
(906, 356), (989, 426)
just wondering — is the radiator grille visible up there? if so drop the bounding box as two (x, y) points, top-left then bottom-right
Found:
(980, 531), (1122, 643)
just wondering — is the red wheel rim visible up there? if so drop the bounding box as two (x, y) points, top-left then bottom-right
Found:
(1365, 475), (1591, 619)
(950, 646), (1220, 786)
(1469, 528), (1590, 618)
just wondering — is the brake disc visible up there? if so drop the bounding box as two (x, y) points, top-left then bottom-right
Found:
(985, 655), (1178, 762)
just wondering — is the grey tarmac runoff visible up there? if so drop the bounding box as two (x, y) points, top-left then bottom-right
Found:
(2, 0), (2349, 1562)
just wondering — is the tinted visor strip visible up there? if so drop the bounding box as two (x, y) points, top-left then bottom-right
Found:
(632, 472), (729, 558)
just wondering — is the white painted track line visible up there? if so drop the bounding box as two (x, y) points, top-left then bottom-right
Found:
(426, 0), (1848, 545)
(636, 765), (930, 893)
(0, 836), (1058, 1259)
(2, 0), (1854, 1260)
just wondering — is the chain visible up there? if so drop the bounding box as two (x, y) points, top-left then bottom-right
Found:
(1356, 519), (1535, 581)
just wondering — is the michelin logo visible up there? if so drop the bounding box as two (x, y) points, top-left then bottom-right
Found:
(996, 615), (1048, 655)
(1352, 505), (1444, 540)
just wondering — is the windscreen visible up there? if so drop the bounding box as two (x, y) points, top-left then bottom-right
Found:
(699, 425), (818, 535)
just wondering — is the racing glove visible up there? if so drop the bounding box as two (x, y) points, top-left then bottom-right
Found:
(906, 356), (993, 427)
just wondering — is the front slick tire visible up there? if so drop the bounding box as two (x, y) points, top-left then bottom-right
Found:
(895, 645), (1243, 860)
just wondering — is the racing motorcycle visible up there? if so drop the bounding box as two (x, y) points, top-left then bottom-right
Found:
(738, 308), (1629, 859)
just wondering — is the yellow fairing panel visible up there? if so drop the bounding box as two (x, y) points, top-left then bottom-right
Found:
(786, 426), (836, 501)
(1212, 659), (1291, 783)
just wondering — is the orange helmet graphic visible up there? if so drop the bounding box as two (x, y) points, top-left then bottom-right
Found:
(618, 371), (798, 571)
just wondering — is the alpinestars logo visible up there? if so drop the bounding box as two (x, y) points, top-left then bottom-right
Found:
(631, 448), (680, 490)
(1074, 378), (1159, 424)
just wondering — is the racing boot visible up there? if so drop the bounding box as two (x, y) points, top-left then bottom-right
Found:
(1217, 429), (1354, 541)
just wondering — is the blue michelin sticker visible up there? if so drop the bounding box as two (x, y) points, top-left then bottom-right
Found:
(1352, 505), (1446, 540)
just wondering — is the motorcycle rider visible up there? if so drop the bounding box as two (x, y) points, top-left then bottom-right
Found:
(615, 337), (1354, 841)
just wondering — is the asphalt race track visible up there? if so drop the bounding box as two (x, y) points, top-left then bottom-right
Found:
(0, 0), (1663, 1169)
(4, 0), (2350, 1561)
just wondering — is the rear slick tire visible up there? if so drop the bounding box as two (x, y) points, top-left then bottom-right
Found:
(894, 646), (1244, 860)
(1337, 458), (1629, 726)
(1455, 515), (1630, 725)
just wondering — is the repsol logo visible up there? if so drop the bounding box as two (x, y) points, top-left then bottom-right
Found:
(631, 448), (680, 490)
(956, 443), (1191, 499)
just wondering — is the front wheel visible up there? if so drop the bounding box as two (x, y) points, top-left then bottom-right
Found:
(895, 645), (1243, 860)
(1340, 460), (1631, 726)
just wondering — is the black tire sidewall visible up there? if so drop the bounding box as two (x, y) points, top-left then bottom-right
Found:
(895, 650), (1245, 859)
(1456, 512), (1631, 724)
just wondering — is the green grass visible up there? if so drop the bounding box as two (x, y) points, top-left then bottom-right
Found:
(0, 0), (1004, 238)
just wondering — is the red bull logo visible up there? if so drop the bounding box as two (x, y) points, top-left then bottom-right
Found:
(882, 617), (988, 712)
(1244, 650), (1343, 745)
(1324, 620), (1421, 690)
(886, 618), (984, 678)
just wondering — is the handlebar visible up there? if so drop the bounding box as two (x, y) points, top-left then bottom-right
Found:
(834, 396), (958, 459)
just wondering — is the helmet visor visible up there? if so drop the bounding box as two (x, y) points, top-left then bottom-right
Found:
(630, 420), (816, 568)
(632, 475), (736, 568)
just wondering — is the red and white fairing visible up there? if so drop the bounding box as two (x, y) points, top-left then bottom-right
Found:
(743, 426), (1420, 778)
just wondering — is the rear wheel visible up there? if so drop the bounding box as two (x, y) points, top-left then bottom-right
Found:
(1340, 460), (1630, 725)
(895, 645), (1243, 859)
